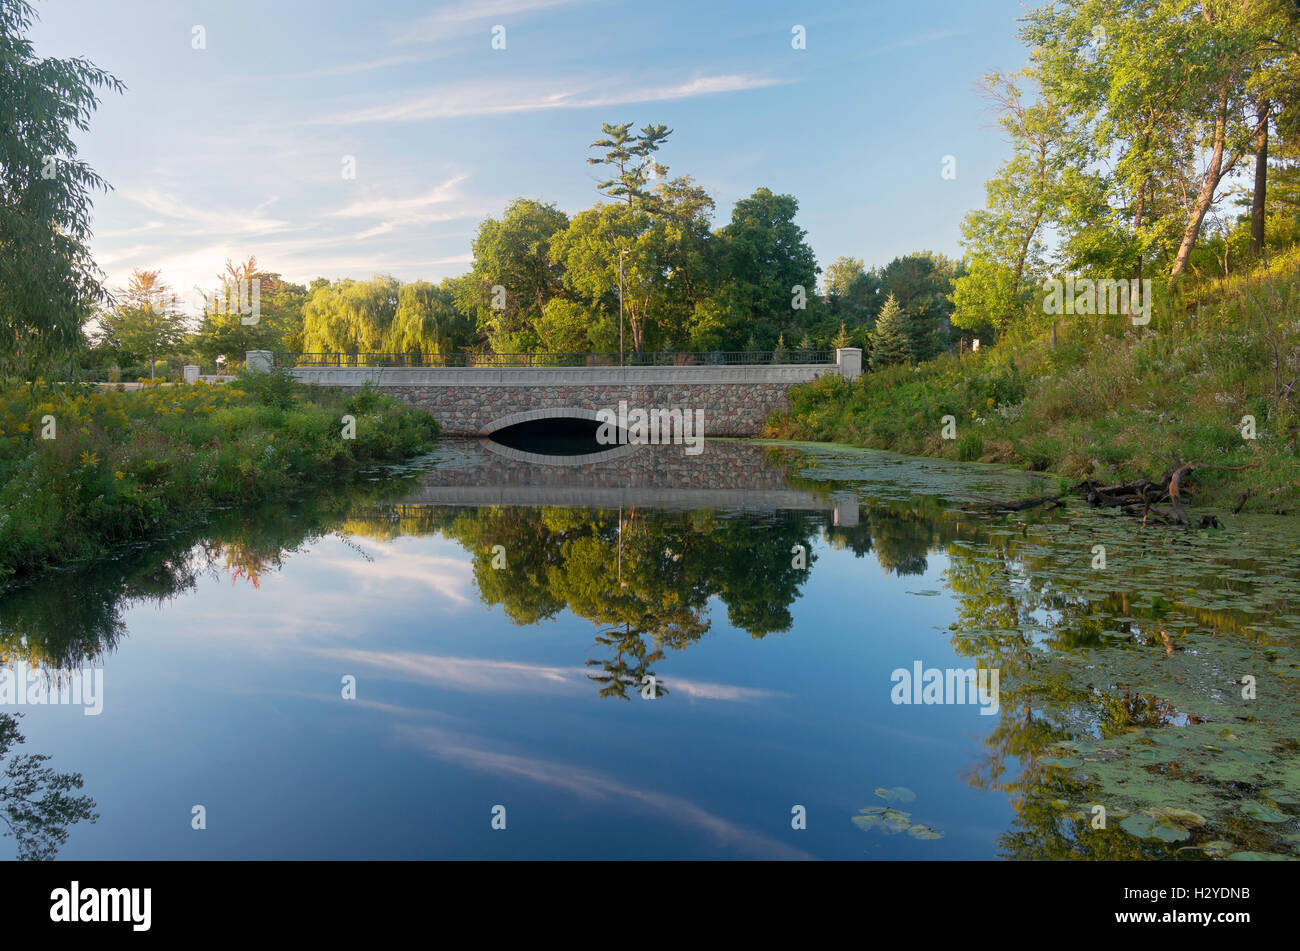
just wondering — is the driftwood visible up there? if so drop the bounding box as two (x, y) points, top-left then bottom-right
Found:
(965, 460), (1252, 528)
(961, 494), (1066, 514)
(1076, 460), (1255, 527)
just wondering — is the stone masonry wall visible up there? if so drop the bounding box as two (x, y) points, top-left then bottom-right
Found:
(382, 382), (794, 435)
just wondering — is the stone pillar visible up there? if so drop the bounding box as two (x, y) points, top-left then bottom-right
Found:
(833, 501), (859, 527)
(183, 365), (200, 383)
(245, 350), (273, 373)
(836, 347), (863, 380)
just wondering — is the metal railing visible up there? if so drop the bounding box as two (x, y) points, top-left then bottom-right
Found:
(277, 350), (836, 369)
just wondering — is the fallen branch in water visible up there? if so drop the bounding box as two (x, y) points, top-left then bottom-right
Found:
(1076, 460), (1257, 527)
(958, 461), (1255, 525)
(961, 494), (1066, 513)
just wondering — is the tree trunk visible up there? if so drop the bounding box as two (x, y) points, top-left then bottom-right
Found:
(1250, 99), (1271, 257)
(1170, 82), (1231, 279)
(1132, 176), (1146, 284)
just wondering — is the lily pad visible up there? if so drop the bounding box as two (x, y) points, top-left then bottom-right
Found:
(907, 824), (944, 840)
(1040, 756), (1083, 769)
(874, 786), (917, 804)
(1229, 851), (1294, 861)
(1240, 800), (1289, 823)
(1120, 814), (1192, 843)
(1149, 807), (1207, 826)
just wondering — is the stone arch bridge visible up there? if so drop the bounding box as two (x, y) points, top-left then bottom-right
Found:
(271, 350), (862, 437)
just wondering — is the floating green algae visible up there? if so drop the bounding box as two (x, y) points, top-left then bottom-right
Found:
(790, 443), (1300, 860)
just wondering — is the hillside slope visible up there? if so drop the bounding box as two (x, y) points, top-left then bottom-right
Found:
(766, 253), (1300, 514)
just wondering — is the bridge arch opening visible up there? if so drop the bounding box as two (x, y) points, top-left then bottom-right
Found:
(482, 408), (637, 464)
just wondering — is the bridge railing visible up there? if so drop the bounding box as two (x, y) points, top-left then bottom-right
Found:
(276, 350), (837, 369)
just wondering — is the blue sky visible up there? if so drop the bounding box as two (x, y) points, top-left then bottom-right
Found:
(31, 0), (1032, 309)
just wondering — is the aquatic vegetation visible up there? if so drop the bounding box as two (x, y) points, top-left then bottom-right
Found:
(788, 442), (1300, 859)
(853, 788), (944, 842)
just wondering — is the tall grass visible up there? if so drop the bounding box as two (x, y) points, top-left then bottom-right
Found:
(768, 256), (1300, 512)
(0, 373), (440, 584)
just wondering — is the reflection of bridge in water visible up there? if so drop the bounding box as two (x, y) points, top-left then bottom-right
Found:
(362, 439), (860, 523)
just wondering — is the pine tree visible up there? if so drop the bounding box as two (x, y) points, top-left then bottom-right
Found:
(870, 294), (912, 370)
(831, 321), (851, 349)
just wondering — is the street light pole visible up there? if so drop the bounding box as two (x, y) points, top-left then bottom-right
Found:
(618, 248), (628, 367)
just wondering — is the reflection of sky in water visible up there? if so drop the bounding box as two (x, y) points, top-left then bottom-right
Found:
(11, 518), (1014, 860)
(9, 442), (1295, 859)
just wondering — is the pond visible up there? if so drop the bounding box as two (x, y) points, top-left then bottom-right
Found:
(1, 439), (1297, 860)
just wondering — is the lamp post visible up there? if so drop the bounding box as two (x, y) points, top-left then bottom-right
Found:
(618, 248), (629, 367)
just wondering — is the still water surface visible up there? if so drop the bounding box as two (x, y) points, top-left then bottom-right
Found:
(2, 440), (1297, 860)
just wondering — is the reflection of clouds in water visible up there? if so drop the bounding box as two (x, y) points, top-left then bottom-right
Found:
(312, 540), (474, 605)
(393, 723), (813, 860)
(311, 646), (785, 703)
(130, 535), (476, 644)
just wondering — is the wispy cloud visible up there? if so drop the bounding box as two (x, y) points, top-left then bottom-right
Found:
(120, 188), (295, 238)
(392, 0), (594, 44)
(309, 73), (789, 126)
(327, 174), (486, 238)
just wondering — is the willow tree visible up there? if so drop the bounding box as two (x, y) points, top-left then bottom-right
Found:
(0, 0), (123, 381)
(383, 280), (473, 356)
(300, 276), (401, 354)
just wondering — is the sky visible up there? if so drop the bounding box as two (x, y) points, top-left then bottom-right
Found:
(30, 0), (1034, 311)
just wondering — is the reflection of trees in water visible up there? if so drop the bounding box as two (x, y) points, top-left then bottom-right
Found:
(943, 526), (1298, 859)
(342, 497), (978, 698)
(587, 623), (668, 701)
(0, 478), (422, 669)
(823, 496), (963, 577)
(418, 505), (819, 694)
(0, 713), (98, 860)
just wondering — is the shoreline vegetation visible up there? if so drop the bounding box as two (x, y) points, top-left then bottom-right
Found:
(767, 253), (1300, 516)
(0, 371), (439, 589)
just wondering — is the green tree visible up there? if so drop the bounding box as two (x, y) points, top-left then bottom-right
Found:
(876, 252), (962, 361)
(96, 269), (188, 378)
(870, 294), (913, 369)
(717, 188), (820, 349)
(951, 70), (1064, 335)
(384, 280), (473, 356)
(194, 257), (307, 364)
(457, 199), (569, 353)
(0, 0), (123, 381)
(823, 256), (865, 297)
(1020, 0), (1299, 279)
(535, 298), (592, 353)
(587, 121), (673, 209)
(300, 275), (401, 354)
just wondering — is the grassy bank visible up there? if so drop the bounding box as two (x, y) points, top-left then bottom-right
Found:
(767, 253), (1300, 514)
(0, 372), (439, 585)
